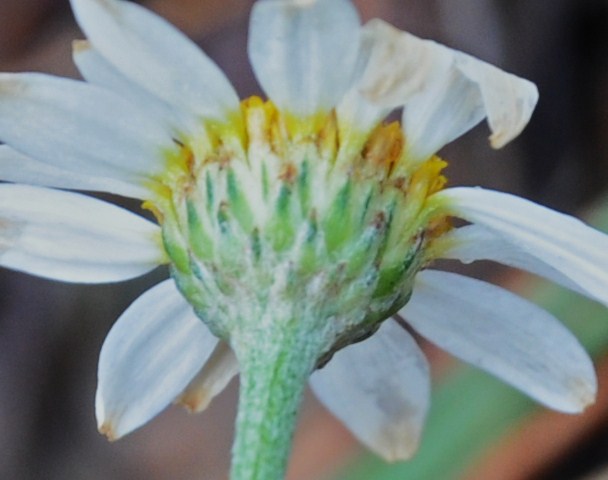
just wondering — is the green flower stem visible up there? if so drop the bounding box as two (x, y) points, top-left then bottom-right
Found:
(229, 319), (326, 480)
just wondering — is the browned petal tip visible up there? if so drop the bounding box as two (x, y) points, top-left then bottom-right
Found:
(72, 39), (91, 53)
(0, 76), (26, 96)
(568, 376), (597, 413)
(98, 421), (118, 442)
(175, 390), (211, 414)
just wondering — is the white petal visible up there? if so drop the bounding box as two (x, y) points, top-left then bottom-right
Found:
(96, 280), (218, 440)
(0, 145), (144, 198)
(402, 270), (596, 413)
(438, 225), (584, 295)
(175, 341), (238, 413)
(0, 184), (163, 283)
(310, 320), (430, 461)
(248, 0), (360, 116)
(70, 0), (239, 120)
(72, 40), (194, 134)
(0, 73), (172, 188)
(437, 187), (608, 307)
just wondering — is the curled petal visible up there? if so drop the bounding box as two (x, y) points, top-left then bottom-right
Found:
(0, 184), (163, 283)
(402, 270), (596, 413)
(96, 280), (218, 440)
(455, 53), (539, 149)
(436, 187), (608, 307)
(310, 320), (430, 461)
(70, 0), (239, 120)
(249, 0), (360, 116)
(351, 20), (538, 160)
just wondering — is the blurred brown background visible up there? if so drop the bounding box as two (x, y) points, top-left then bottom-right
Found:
(0, 1), (607, 479)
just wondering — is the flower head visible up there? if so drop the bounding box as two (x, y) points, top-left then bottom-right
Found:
(0, 0), (607, 477)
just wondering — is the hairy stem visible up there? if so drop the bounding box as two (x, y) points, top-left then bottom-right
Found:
(229, 320), (324, 480)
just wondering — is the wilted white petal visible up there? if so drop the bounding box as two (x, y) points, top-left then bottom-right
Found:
(336, 20), (398, 132)
(249, 0), (360, 116)
(0, 73), (172, 187)
(72, 40), (195, 134)
(437, 187), (608, 307)
(0, 145), (144, 198)
(405, 51), (537, 159)
(0, 184), (163, 283)
(96, 280), (218, 440)
(402, 270), (596, 413)
(310, 320), (430, 461)
(354, 20), (451, 112)
(351, 20), (537, 161)
(176, 341), (238, 413)
(350, 19), (479, 156)
(438, 224), (584, 295)
(70, 0), (239, 120)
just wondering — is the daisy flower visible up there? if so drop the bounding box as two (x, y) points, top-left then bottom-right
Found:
(0, 0), (606, 478)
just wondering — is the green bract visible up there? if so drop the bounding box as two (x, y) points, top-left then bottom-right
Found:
(154, 98), (449, 360)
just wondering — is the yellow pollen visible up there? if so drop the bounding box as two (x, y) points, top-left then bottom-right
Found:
(142, 199), (165, 223)
(411, 157), (451, 233)
(362, 122), (404, 175)
(316, 110), (339, 160)
(147, 95), (450, 246)
(409, 157), (448, 196)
